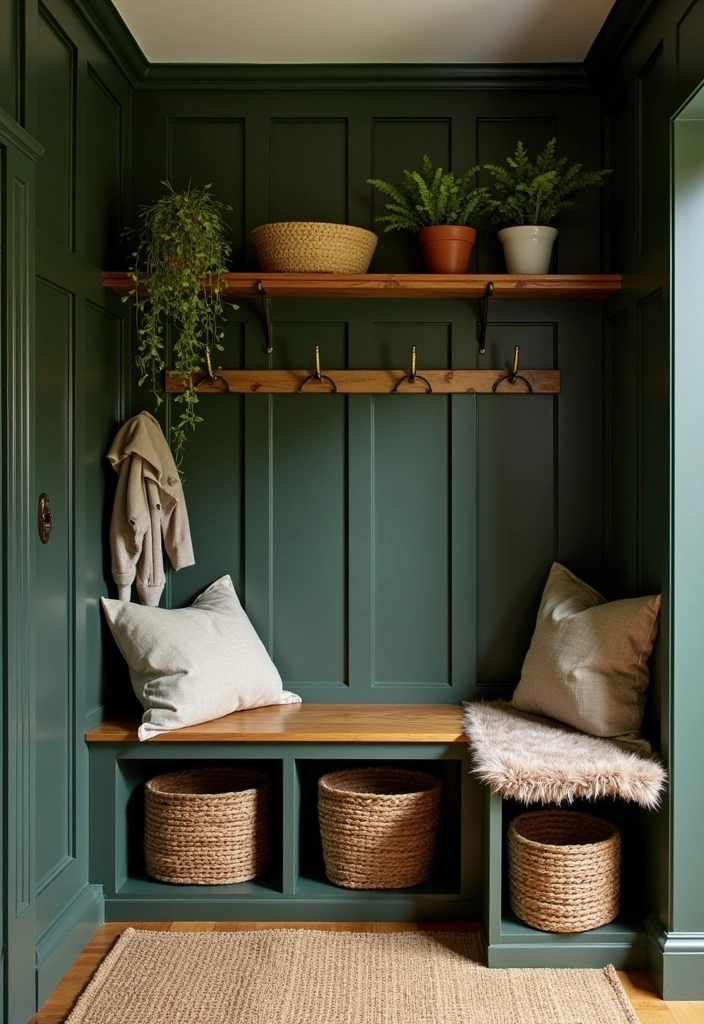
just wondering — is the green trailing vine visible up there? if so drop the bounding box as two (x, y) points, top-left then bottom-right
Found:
(482, 139), (611, 227)
(125, 181), (235, 471)
(368, 155), (490, 232)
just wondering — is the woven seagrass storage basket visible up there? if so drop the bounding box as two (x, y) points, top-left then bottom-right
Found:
(318, 767), (442, 889)
(251, 221), (378, 273)
(144, 767), (270, 885)
(508, 809), (621, 933)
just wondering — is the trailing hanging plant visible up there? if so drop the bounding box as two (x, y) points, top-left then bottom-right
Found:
(482, 138), (612, 227)
(125, 181), (234, 470)
(368, 155), (490, 232)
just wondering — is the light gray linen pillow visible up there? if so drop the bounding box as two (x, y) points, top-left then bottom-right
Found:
(101, 575), (301, 740)
(511, 563), (661, 746)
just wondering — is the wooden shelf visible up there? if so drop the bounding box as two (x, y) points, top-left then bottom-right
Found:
(85, 703), (467, 744)
(103, 271), (622, 301)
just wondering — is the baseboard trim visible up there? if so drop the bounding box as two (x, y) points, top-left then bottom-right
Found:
(35, 884), (105, 1008)
(645, 915), (704, 1000)
(487, 938), (646, 971)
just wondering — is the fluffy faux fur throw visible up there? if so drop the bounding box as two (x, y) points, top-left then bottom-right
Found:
(463, 700), (667, 809)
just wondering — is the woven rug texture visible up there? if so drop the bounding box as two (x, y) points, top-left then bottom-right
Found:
(463, 699), (667, 808)
(66, 928), (640, 1024)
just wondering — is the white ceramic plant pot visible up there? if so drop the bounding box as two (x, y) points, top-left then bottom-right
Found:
(497, 225), (558, 274)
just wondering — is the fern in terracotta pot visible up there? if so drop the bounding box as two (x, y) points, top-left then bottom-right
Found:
(125, 181), (234, 469)
(368, 156), (490, 273)
(483, 139), (611, 274)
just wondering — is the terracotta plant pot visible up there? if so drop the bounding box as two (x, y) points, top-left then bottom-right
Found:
(417, 225), (476, 274)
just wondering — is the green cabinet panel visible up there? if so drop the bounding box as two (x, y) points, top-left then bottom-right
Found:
(36, 6), (75, 250)
(476, 324), (556, 690)
(85, 68), (122, 269)
(638, 42), (667, 257)
(0, 0), (18, 120)
(168, 118), (246, 266)
(81, 302), (124, 718)
(34, 276), (73, 892)
(270, 119), (348, 225)
(605, 91), (630, 273)
(606, 307), (638, 596)
(169, 336), (246, 609)
(270, 327), (348, 687)
(370, 324), (452, 687)
(271, 393), (347, 685)
(638, 289), (667, 597)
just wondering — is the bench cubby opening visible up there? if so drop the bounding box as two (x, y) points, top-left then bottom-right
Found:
(295, 757), (463, 896)
(483, 789), (650, 969)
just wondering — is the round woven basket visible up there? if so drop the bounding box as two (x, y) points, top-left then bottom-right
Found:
(318, 767), (442, 889)
(508, 809), (620, 933)
(251, 221), (378, 273)
(144, 767), (270, 885)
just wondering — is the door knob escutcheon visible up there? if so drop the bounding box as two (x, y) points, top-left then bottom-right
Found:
(38, 493), (53, 544)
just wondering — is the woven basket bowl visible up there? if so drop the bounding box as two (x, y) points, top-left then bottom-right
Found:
(251, 221), (378, 273)
(144, 767), (270, 885)
(318, 767), (442, 890)
(508, 809), (621, 933)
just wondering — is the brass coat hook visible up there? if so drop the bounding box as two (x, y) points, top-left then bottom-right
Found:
(194, 348), (232, 392)
(492, 345), (533, 393)
(298, 345), (338, 393)
(393, 345), (432, 393)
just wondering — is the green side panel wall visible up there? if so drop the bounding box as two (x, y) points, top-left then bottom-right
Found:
(591, 0), (704, 989)
(129, 85), (605, 706)
(0, 0), (132, 1017)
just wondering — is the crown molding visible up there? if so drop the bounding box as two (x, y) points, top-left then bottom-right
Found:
(68, 0), (148, 86)
(137, 61), (589, 91)
(584, 0), (660, 83)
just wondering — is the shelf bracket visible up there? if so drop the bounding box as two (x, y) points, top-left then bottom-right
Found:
(477, 281), (494, 356)
(257, 281), (274, 355)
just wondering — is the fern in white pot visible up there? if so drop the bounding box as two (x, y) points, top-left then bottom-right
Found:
(483, 140), (611, 274)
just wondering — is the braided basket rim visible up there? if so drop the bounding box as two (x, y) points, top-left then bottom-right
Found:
(509, 809), (620, 852)
(318, 767), (442, 798)
(145, 767), (270, 799)
(251, 221), (378, 242)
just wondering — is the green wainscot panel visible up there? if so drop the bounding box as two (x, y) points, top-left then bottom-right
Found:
(168, 118), (246, 267)
(36, 5), (75, 250)
(270, 118), (348, 225)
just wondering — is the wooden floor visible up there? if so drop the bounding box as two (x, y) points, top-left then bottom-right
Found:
(30, 922), (704, 1024)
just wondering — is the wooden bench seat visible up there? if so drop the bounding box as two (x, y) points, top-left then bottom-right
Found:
(85, 703), (467, 744)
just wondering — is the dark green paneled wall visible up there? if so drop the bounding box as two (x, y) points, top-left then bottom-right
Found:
(129, 85), (605, 706)
(590, 0), (704, 991)
(1, 0), (130, 1017)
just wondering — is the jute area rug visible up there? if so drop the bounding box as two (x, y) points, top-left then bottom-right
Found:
(66, 928), (640, 1024)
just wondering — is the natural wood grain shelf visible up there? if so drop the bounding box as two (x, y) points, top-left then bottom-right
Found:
(102, 271), (622, 301)
(166, 368), (560, 395)
(85, 703), (467, 744)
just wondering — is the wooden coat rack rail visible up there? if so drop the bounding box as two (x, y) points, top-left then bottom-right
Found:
(167, 345), (560, 395)
(166, 369), (559, 395)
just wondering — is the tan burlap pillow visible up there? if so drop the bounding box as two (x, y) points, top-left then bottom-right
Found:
(512, 563), (661, 745)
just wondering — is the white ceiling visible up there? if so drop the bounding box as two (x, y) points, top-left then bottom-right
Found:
(112, 0), (617, 65)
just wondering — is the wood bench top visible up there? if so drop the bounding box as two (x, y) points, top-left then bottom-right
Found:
(85, 704), (467, 744)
